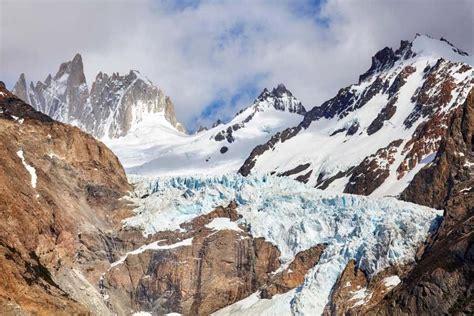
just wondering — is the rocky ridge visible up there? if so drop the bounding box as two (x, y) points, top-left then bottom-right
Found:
(213, 83), (306, 144)
(239, 35), (473, 199)
(13, 54), (185, 139)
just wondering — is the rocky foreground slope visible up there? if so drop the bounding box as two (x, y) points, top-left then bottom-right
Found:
(0, 82), (131, 314)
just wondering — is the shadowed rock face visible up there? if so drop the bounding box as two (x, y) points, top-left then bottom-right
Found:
(323, 89), (473, 315)
(323, 260), (413, 316)
(366, 89), (474, 315)
(344, 139), (403, 195)
(0, 83), (131, 315)
(12, 54), (186, 140)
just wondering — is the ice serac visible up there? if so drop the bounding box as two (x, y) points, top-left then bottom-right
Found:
(12, 54), (185, 140)
(239, 35), (473, 198)
(115, 84), (306, 176)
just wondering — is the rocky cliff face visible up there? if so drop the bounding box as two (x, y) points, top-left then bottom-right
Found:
(102, 202), (324, 315)
(0, 82), (131, 315)
(89, 70), (184, 139)
(12, 54), (185, 140)
(366, 88), (474, 315)
(318, 89), (473, 315)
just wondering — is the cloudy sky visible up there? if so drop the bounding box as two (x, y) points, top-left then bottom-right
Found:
(1, 0), (473, 130)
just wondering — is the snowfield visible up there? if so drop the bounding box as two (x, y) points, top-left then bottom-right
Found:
(125, 174), (442, 315)
(106, 87), (305, 176)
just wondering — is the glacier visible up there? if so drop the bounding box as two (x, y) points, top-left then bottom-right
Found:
(125, 174), (442, 315)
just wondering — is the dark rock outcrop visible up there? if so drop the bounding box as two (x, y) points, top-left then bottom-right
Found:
(261, 244), (326, 299)
(368, 89), (474, 315)
(344, 139), (403, 195)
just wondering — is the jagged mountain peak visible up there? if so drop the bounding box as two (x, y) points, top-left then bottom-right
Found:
(54, 53), (86, 81)
(12, 53), (186, 139)
(273, 83), (292, 96)
(257, 83), (292, 99)
(360, 34), (472, 82)
(253, 84), (306, 114)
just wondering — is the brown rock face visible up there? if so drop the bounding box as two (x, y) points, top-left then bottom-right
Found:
(103, 202), (325, 315)
(324, 260), (412, 316)
(261, 244), (326, 299)
(368, 89), (474, 315)
(323, 260), (368, 316)
(0, 83), (131, 315)
(104, 203), (274, 315)
(344, 139), (403, 195)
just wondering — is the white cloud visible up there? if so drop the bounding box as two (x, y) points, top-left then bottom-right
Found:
(1, 0), (472, 130)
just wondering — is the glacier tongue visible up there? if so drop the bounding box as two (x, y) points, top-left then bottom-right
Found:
(126, 174), (441, 315)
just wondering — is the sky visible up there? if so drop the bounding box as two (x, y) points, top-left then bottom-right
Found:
(1, 0), (473, 131)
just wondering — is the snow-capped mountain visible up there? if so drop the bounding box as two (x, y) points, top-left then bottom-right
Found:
(13, 54), (93, 127)
(239, 34), (473, 197)
(110, 83), (306, 175)
(2, 32), (473, 316)
(12, 54), (185, 139)
(89, 70), (185, 139)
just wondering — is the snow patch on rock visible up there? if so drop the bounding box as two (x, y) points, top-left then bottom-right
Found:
(110, 237), (193, 269)
(16, 149), (37, 188)
(206, 218), (243, 232)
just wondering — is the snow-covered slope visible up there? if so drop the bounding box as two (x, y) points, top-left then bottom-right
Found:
(239, 35), (473, 197)
(110, 84), (306, 175)
(124, 174), (442, 315)
(12, 54), (185, 139)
